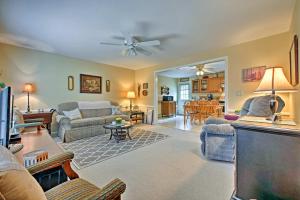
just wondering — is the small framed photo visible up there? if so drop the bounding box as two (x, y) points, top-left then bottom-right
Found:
(143, 83), (148, 89)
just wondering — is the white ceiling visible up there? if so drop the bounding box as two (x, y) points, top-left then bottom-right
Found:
(158, 60), (226, 78)
(0, 0), (295, 70)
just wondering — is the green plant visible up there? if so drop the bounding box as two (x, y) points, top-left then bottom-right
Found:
(115, 117), (122, 124)
(0, 82), (5, 88)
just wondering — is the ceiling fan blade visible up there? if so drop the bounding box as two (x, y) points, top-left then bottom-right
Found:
(203, 69), (215, 73)
(121, 31), (133, 45)
(137, 40), (160, 47)
(100, 42), (123, 46)
(136, 47), (152, 56)
(121, 49), (129, 56)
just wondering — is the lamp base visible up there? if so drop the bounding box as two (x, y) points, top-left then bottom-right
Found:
(269, 94), (279, 123)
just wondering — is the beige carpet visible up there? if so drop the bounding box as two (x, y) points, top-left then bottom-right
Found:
(76, 125), (234, 200)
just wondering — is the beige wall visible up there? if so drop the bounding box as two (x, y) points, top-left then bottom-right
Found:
(290, 0), (300, 122)
(135, 32), (292, 117)
(0, 43), (135, 110)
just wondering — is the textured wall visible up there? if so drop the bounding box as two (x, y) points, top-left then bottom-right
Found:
(0, 43), (135, 110)
(135, 32), (292, 117)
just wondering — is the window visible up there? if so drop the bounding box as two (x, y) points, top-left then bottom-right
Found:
(180, 84), (190, 100)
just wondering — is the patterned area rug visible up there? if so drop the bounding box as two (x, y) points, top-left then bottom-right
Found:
(61, 128), (169, 169)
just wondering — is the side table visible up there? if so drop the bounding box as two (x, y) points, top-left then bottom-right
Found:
(129, 111), (145, 124)
(23, 112), (54, 134)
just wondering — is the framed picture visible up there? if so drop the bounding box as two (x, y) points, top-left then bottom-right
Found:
(80, 74), (102, 94)
(161, 86), (170, 95)
(242, 66), (266, 82)
(68, 76), (74, 91)
(180, 78), (189, 82)
(143, 83), (148, 89)
(106, 80), (110, 92)
(290, 34), (299, 86)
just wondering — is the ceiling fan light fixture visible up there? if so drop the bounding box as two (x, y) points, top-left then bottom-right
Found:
(196, 70), (204, 76)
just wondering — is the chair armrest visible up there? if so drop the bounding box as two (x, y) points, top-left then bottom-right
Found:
(87, 178), (126, 200)
(27, 151), (78, 179)
(14, 122), (43, 129)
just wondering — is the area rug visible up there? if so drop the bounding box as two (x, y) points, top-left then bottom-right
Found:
(60, 128), (169, 169)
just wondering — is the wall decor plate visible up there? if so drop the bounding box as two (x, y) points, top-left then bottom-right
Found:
(80, 74), (102, 93)
(106, 80), (110, 92)
(68, 76), (74, 90)
(142, 90), (148, 96)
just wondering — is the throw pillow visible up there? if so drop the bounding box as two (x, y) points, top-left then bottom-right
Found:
(63, 108), (82, 120)
(0, 146), (47, 200)
(112, 106), (122, 115)
(247, 96), (272, 117)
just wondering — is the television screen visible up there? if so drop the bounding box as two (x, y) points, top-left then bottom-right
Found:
(0, 87), (11, 147)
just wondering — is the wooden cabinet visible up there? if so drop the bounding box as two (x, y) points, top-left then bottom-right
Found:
(161, 101), (176, 117)
(192, 80), (200, 93)
(232, 121), (300, 200)
(192, 77), (224, 93)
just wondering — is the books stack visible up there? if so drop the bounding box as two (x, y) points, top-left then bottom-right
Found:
(23, 149), (48, 167)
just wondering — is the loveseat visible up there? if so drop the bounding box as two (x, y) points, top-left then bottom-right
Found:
(56, 101), (129, 142)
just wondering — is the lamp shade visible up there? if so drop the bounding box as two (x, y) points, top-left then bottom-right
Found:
(255, 67), (296, 93)
(23, 83), (33, 93)
(127, 91), (136, 99)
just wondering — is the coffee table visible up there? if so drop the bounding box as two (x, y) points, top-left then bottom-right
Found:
(103, 122), (133, 143)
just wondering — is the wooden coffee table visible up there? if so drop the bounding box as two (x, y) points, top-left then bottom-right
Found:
(103, 122), (133, 143)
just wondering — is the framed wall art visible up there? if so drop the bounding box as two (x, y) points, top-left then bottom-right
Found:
(290, 34), (299, 86)
(143, 83), (148, 89)
(106, 80), (110, 92)
(242, 66), (266, 82)
(80, 74), (102, 94)
(68, 76), (74, 91)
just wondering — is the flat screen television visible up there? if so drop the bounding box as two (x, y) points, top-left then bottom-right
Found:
(0, 87), (11, 147)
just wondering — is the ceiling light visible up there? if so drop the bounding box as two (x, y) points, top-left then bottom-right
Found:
(196, 70), (204, 76)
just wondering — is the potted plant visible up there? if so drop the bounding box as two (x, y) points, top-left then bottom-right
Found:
(0, 82), (5, 91)
(115, 117), (122, 125)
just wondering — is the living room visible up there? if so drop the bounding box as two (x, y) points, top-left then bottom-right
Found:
(1, 0), (300, 200)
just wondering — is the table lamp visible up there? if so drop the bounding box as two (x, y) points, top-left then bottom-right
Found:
(127, 91), (136, 111)
(23, 83), (33, 113)
(255, 66), (296, 121)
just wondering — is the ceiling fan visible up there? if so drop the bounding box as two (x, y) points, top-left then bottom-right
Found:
(100, 32), (160, 56)
(196, 64), (219, 76)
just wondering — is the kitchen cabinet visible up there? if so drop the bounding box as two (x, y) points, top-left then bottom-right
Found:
(192, 77), (224, 93)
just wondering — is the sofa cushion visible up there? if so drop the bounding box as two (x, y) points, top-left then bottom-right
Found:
(0, 146), (46, 200)
(80, 108), (112, 118)
(70, 117), (106, 128)
(63, 108), (82, 120)
(57, 102), (79, 115)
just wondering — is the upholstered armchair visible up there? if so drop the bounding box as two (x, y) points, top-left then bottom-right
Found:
(0, 146), (126, 200)
(200, 117), (235, 162)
